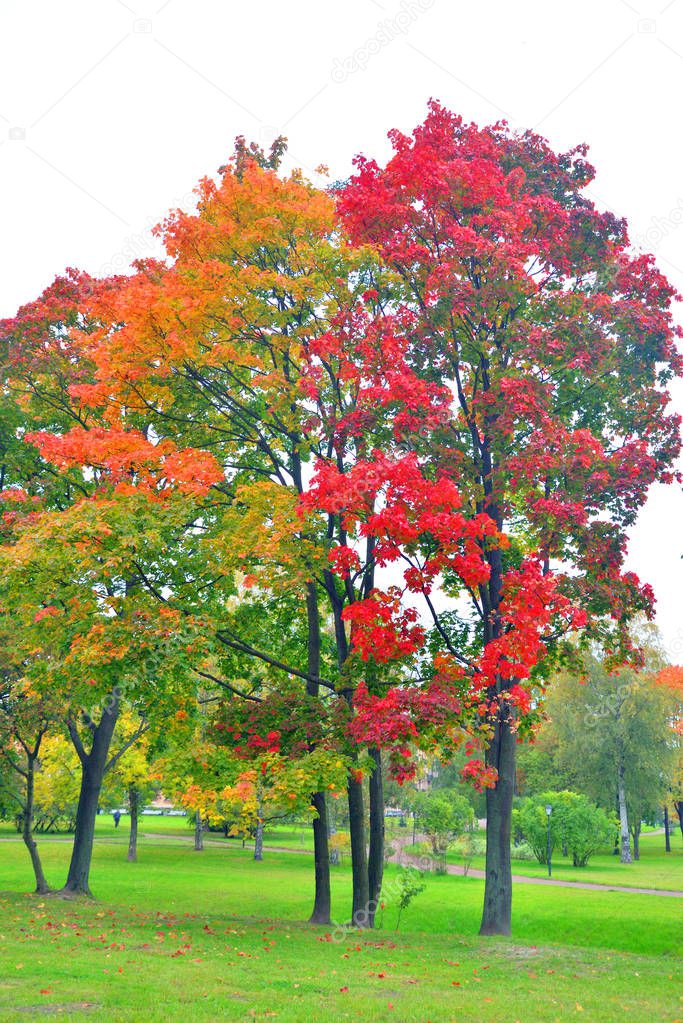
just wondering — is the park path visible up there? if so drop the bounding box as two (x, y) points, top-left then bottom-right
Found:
(388, 834), (683, 897)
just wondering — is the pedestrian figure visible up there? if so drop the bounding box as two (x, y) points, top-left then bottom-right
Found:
(113, 809), (121, 828)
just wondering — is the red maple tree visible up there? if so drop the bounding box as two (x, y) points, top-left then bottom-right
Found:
(302, 102), (682, 934)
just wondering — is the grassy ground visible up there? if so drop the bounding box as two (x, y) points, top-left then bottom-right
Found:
(8, 814), (681, 887)
(0, 827), (681, 1022)
(443, 830), (683, 891)
(92, 814), (683, 892)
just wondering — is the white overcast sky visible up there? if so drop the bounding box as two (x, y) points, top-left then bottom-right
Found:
(2, 0), (683, 657)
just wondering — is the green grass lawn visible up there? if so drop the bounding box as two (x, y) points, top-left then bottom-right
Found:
(0, 827), (681, 1022)
(93, 813), (314, 846)
(8, 813), (682, 889)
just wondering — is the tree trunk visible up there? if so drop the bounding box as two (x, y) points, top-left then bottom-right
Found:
(309, 791), (332, 923)
(475, 459), (514, 937)
(617, 759), (631, 864)
(347, 772), (370, 927)
(612, 794), (620, 854)
(127, 786), (138, 863)
(22, 753), (50, 894)
(304, 582), (332, 924)
(323, 565), (371, 924)
(367, 746), (384, 928)
(254, 817), (264, 861)
(631, 819), (640, 861)
(194, 811), (204, 851)
(676, 801), (683, 839)
(479, 715), (516, 936)
(328, 807), (340, 866)
(62, 696), (120, 895)
(664, 805), (671, 853)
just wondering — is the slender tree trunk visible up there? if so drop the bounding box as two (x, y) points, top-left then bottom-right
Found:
(664, 805), (671, 853)
(194, 811), (204, 851)
(367, 746), (384, 928)
(347, 773), (370, 927)
(62, 696), (120, 895)
(254, 817), (264, 861)
(22, 753), (50, 894)
(328, 805), (340, 865)
(631, 820), (640, 861)
(479, 715), (516, 936)
(676, 801), (683, 840)
(305, 582), (332, 924)
(127, 786), (138, 862)
(617, 759), (631, 864)
(612, 793), (620, 855)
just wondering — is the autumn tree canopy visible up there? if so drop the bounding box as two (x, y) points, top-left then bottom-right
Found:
(1, 104), (680, 934)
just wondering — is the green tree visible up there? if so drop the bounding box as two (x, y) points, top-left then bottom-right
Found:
(514, 791), (614, 867)
(563, 798), (615, 867)
(545, 654), (676, 862)
(411, 789), (474, 872)
(515, 741), (573, 797)
(96, 715), (156, 863)
(394, 868), (427, 931)
(0, 280), (210, 896)
(0, 681), (55, 892)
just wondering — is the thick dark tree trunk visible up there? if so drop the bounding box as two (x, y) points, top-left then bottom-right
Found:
(475, 439), (515, 937)
(23, 753), (50, 894)
(367, 746), (384, 928)
(479, 715), (516, 936)
(305, 582), (332, 925)
(127, 786), (138, 862)
(323, 562), (371, 924)
(664, 805), (671, 853)
(675, 801), (683, 839)
(64, 765), (106, 895)
(194, 811), (204, 852)
(347, 772), (370, 927)
(62, 696), (120, 896)
(309, 791), (332, 923)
